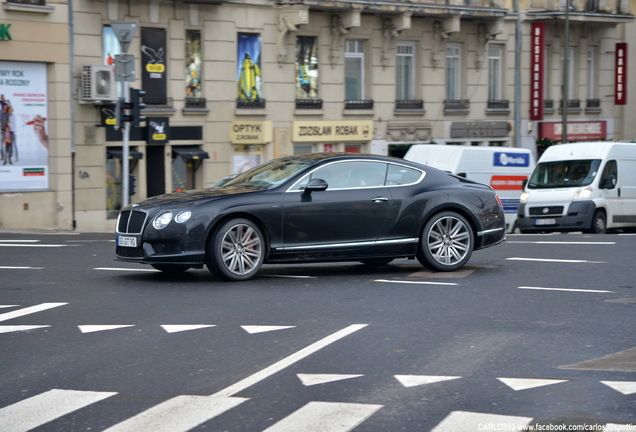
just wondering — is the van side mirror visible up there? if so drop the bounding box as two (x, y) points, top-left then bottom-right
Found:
(522, 178), (528, 189)
(600, 176), (616, 189)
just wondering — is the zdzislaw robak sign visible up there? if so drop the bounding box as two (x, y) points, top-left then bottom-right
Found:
(292, 120), (374, 142)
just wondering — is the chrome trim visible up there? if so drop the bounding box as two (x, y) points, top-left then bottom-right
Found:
(285, 159), (426, 193)
(477, 227), (504, 236)
(275, 237), (418, 251)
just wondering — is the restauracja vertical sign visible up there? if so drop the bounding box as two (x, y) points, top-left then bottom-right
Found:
(530, 23), (545, 120)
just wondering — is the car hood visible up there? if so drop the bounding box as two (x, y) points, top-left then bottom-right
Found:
(128, 186), (260, 211)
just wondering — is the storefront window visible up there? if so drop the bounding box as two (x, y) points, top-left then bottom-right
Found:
(172, 146), (209, 192)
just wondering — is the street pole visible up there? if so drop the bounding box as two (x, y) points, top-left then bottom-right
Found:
(122, 81), (130, 208)
(514, 0), (521, 148)
(561, 0), (570, 143)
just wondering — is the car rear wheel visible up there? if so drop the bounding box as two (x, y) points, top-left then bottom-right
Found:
(417, 211), (474, 271)
(206, 218), (265, 281)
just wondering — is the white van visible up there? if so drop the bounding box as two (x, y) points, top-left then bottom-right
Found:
(404, 145), (534, 232)
(517, 142), (636, 233)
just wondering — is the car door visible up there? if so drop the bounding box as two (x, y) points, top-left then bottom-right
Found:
(281, 160), (395, 251)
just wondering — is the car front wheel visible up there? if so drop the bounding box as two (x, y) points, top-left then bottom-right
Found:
(417, 211), (474, 271)
(206, 218), (265, 281)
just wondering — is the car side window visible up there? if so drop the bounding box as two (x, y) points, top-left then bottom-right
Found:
(291, 161), (388, 190)
(599, 160), (617, 189)
(386, 164), (423, 185)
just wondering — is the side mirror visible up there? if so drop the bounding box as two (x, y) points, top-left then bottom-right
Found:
(521, 178), (528, 189)
(600, 176), (616, 189)
(303, 178), (328, 195)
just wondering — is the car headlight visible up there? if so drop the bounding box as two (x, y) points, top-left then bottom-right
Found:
(520, 191), (529, 203)
(175, 210), (192, 223)
(152, 211), (173, 230)
(573, 187), (593, 200)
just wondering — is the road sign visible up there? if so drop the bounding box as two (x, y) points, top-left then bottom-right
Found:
(111, 21), (138, 53)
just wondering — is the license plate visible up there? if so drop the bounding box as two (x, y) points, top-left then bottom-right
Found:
(118, 235), (138, 247)
(535, 218), (556, 226)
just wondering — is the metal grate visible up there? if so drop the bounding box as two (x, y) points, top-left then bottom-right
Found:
(529, 206), (564, 217)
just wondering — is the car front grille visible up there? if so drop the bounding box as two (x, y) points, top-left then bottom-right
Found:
(529, 206), (564, 217)
(152, 241), (182, 255)
(117, 210), (147, 234)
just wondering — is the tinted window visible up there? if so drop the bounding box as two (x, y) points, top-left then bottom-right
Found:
(291, 161), (388, 190)
(386, 164), (422, 185)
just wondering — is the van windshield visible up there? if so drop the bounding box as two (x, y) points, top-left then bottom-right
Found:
(527, 159), (601, 189)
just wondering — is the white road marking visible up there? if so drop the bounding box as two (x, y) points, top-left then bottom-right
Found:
(431, 411), (533, 432)
(211, 324), (368, 398)
(0, 240), (39, 243)
(78, 325), (135, 333)
(0, 325), (50, 334)
(0, 389), (117, 432)
(241, 325), (296, 334)
(519, 286), (613, 293)
(264, 275), (318, 279)
(0, 303), (67, 323)
(103, 396), (248, 432)
(94, 267), (159, 272)
(0, 244), (71, 247)
(161, 325), (216, 333)
(0, 305), (18, 308)
(497, 378), (568, 391)
(297, 374), (364, 386)
(374, 279), (459, 286)
(600, 381), (636, 395)
(507, 257), (605, 263)
(262, 401), (382, 432)
(0, 266), (43, 270)
(507, 241), (615, 245)
(394, 375), (461, 388)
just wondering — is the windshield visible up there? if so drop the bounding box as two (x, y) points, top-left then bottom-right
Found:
(219, 158), (315, 189)
(527, 159), (601, 189)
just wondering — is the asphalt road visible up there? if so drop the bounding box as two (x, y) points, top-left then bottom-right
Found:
(1, 231), (635, 432)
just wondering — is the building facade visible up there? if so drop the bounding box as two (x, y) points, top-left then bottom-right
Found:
(0, 0), (633, 232)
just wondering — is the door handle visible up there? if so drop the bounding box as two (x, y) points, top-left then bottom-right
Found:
(372, 197), (389, 203)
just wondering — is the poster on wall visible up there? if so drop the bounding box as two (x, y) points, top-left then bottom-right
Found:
(185, 30), (202, 99)
(141, 28), (167, 105)
(237, 34), (262, 101)
(296, 36), (319, 99)
(0, 61), (49, 191)
(232, 144), (262, 174)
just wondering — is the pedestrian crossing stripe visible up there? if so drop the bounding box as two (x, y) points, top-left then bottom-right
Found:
(497, 378), (569, 391)
(297, 374), (364, 386)
(431, 411), (533, 432)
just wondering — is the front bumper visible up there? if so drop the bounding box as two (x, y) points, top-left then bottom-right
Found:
(517, 201), (595, 233)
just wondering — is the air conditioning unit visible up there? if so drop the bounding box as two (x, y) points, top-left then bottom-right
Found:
(80, 65), (118, 103)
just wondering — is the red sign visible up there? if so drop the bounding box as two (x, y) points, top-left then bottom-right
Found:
(530, 23), (545, 120)
(490, 175), (528, 191)
(539, 121), (607, 141)
(615, 42), (627, 105)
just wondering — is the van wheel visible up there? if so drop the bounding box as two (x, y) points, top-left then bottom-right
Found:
(587, 209), (607, 234)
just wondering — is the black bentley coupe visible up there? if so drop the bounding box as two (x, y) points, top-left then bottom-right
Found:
(116, 153), (505, 281)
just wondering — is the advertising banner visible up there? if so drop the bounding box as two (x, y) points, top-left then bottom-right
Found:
(0, 61), (49, 191)
(615, 42), (627, 105)
(141, 28), (167, 105)
(530, 23), (545, 120)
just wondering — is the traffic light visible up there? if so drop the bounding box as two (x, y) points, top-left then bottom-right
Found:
(129, 174), (137, 196)
(129, 88), (146, 128)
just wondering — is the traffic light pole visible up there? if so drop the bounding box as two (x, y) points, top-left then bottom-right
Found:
(122, 81), (131, 208)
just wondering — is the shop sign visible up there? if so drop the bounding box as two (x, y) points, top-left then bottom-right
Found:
(539, 121), (606, 141)
(230, 121), (273, 144)
(615, 43), (627, 105)
(0, 24), (12, 41)
(292, 121), (373, 142)
(450, 121), (510, 139)
(147, 117), (169, 144)
(530, 23), (545, 120)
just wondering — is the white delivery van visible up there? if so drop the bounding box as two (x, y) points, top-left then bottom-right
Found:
(404, 145), (534, 232)
(517, 141), (636, 233)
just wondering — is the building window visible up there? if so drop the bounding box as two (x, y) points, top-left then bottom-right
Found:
(586, 46), (596, 100)
(445, 44), (461, 101)
(237, 33), (263, 107)
(488, 44), (503, 101)
(185, 30), (204, 108)
(396, 42), (415, 100)
(565, 46), (576, 99)
(345, 40), (365, 100)
(296, 36), (319, 102)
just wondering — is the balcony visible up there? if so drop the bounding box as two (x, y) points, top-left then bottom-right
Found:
(184, 98), (206, 109)
(486, 99), (510, 113)
(395, 100), (424, 111)
(444, 99), (470, 114)
(559, 99), (582, 114)
(295, 99), (323, 109)
(544, 99), (555, 114)
(236, 98), (266, 109)
(344, 99), (374, 110)
(585, 98), (602, 113)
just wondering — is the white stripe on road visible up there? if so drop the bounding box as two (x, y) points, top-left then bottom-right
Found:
(103, 396), (248, 432)
(0, 303), (67, 323)
(374, 279), (458, 286)
(0, 240), (39, 243)
(0, 325), (50, 334)
(431, 411), (533, 432)
(262, 401), (382, 432)
(507, 257), (605, 264)
(507, 241), (615, 245)
(0, 266), (43, 270)
(94, 267), (159, 272)
(78, 325), (135, 333)
(519, 286), (613, 293)
(212, 324), (368, 398)
(0, 389), (117, 432)
(0, 244), (71, 247)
